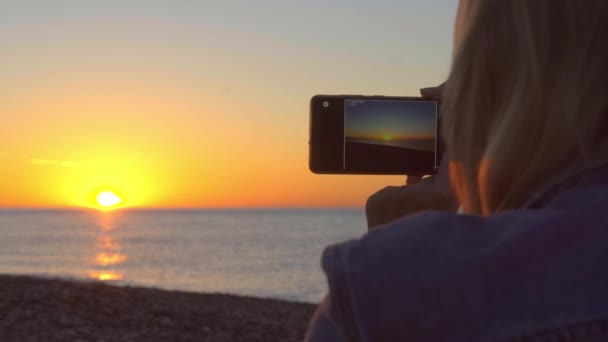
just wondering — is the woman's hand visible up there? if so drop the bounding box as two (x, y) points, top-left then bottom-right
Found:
(365, 176), (456, 229)
(365, 84), (457, 229)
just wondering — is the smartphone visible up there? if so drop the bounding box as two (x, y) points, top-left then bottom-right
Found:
(309, 95), (441, 175)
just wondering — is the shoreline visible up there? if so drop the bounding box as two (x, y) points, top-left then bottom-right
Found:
(0, 274), (317, 341)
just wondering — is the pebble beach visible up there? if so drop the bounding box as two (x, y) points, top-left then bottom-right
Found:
(0, 275), (317, 342)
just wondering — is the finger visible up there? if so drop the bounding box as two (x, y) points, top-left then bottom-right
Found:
(406, 175), (423, 185)
(371, 186), (402, 199)
(420, 82), (446, 101)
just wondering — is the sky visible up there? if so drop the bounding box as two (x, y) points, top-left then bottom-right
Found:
(345, 100), (436, 140)
(0, 0), (458, 209)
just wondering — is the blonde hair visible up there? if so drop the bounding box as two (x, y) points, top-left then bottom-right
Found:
(442, 0), (608, 215)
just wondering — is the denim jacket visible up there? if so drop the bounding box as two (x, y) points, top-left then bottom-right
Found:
(305, 162), (608, 341)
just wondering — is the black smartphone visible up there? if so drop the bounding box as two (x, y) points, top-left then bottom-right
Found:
(309, 95), (441, 175)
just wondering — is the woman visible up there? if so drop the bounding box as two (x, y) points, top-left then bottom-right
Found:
(306, 0), (608, 340)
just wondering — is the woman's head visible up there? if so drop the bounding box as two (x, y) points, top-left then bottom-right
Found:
(443, 0), (608, 215)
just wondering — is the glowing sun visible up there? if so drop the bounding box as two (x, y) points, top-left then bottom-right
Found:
(96, 191), (122, 209)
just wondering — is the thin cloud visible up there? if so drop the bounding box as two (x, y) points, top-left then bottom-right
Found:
(29, 158), (82, 168)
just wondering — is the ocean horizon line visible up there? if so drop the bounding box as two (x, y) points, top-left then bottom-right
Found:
(0, 206), (364, 212)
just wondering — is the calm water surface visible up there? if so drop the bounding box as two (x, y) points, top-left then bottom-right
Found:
(0, 209), (365, 303)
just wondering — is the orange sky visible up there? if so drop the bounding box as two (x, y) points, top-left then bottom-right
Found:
(0, 1), (455, 209)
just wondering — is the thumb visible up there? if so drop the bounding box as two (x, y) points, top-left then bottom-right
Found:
(406, 175), (423, 185)
(420, 82), (446, 101)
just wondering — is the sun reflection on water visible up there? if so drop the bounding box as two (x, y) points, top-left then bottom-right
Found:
(89, 212), (127, 282)
(88, 270), (124, 281)
(98, 235), (120, 250)
(96, 252), (128, 266)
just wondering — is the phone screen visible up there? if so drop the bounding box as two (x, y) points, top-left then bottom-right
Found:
(310, 96), (439, 175)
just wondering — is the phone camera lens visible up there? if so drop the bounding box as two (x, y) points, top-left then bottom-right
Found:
(323, 101), (329, 108)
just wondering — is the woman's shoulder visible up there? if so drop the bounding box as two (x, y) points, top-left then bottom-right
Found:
(320, 187), (608, 340)
(333, 184), (608, 271)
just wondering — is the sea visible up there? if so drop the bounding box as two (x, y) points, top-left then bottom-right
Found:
(0, 209), (366, 303)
